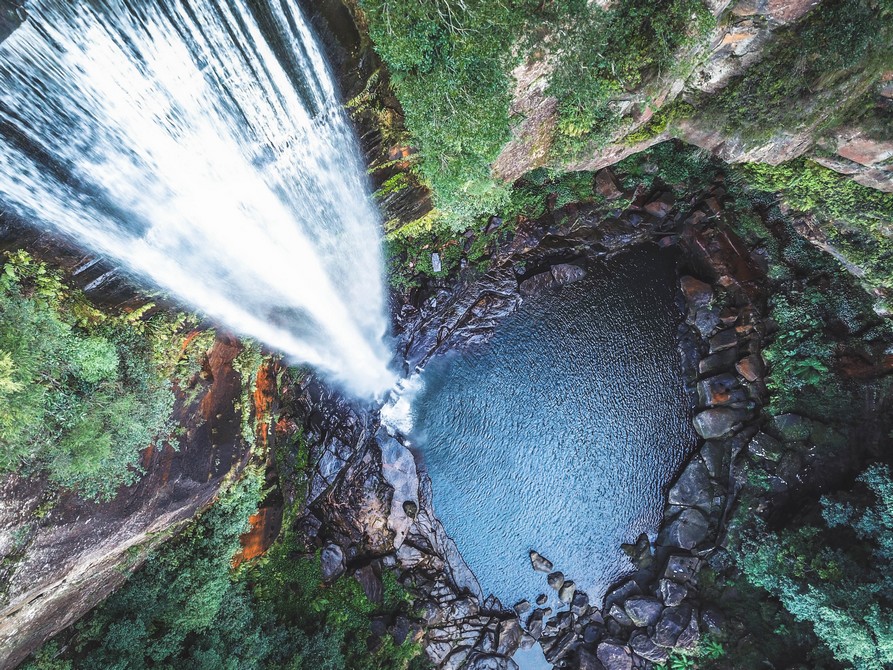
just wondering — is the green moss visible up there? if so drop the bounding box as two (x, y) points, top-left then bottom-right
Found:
(739, 158), (893, 299)
(357, 0), (713, 226)
(706, 0), (893, 142)
(548, 0), (713, 152)
(623, 100), (695, 145)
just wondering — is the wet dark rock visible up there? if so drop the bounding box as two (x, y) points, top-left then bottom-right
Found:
(485, 216), (503, 234)
(466, 653), (520, 670)
(700, 440), (727, 479)
(776, 450), (806, 488)
(693, 307), (722, 338)
(697, 373), (742, 408)
(402, 500), (418, 517)
(664, 554), (701, 585)
(354, 563), (383, 604)
(748, 432), (783, 462)
(735, 354), (764, 382)
(548, 571), (565, 590)
(676, 610), (701, 649)
(693, 408), (745, 439)
(597, 641), (633, 670)
(544, 631), (578, 663)
(571, 591), (590, 616)
(701, 605), (725, 635)
(320, 543), (345, 582)
(668, 459), (712, 509)
(595, 169), (622, 200)
(552, 611), (575, 633)
(551, 263), (586, 286)
(680, 276), (713, 307)
(659, 579), (688, 607)
(604, 580), (642, 609)
(527, 608), (548, 639)
(520, 271), (556, 297)
(608, 604), (634, 627)
(629, 633), (670, 663)
(643, 192), (675, 219)
(391, 616), (411, 645)
(583, 623), (603, 644)
(662, 508), (710, 550)
(771, 413), (811, 442)
(653, 605), (693, 648)
(708, 328), (738, 353)
(530, 550), (554, 573)
(578, 648), (605, 670)
(621, 532), (652, 568)
(698, 348), (738, 376)
(520, 632), (537, 650)
(513, 600), (531, 615)
(536, 593), (548, 605)
(624, 597), (664, 627)
(559, 580), (577, 604)
(497, 618), (522, 656)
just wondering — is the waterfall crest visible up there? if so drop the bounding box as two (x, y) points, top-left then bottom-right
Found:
(0, 0), (395, 397)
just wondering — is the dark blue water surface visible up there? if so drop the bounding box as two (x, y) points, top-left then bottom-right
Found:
(411, 245), (696, 610)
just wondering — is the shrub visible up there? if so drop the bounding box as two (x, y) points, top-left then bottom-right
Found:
(707, 0), (893, 142)
(737, 465), (893, 669)
(0, 251), (181, 499)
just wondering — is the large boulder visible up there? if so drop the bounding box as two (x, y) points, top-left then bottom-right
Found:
(659, 579), (688, 607)
(661, 508), (710, 550)
(653, 605), (693, 648)
(624, 596), (664, 627)
(697, 373), (743, 407)
(597, 642), (633, 670)
(519, 272), (556, 297)
(578, 648), (606, 670)
(551, 263), (586, 285)
(320, 543), (345, 582)
(693, 408), (746, 439)
(529, 550), (554, 573)
(466, 654), (519, 670)
(680, 276), (713, 308)
(748, 432), (783, 462)
(559, 580), (577, 604)
(497, 618), (522, 656)
(629, 633), (670, 663)
(667, 459), (713, 509)
(663, 555), (700, 585)
(770, 413), (811, 442)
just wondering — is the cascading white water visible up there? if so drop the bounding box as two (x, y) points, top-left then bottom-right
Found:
(0, 0), (395, 397)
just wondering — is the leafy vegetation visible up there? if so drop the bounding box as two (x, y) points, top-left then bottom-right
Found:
(25, 451), (428, 670)
(547, 0), (712, 151)
(358, 0), (713, 228)
(356, 0), (523, 225)
(706, 0), (893, 142)
(0, 251), (188, 499)
(737, 465), (893, 670)
(383, 166), (610, 289)
(740, 159), (893, 304)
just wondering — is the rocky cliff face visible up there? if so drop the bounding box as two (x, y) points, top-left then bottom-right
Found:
(494, 0), (892, 193)
(0, 332), (254, 670)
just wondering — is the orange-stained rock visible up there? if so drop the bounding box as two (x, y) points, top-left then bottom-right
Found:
(736, 354), (764, 382)
(232, 506), (283, 568)
(595, 169), (623, 200)
(836, 133), (893, 167)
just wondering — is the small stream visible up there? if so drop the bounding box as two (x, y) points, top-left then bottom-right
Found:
(410, 245), (697, 615)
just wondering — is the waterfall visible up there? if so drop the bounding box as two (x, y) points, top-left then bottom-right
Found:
(0, 0), (396, 397)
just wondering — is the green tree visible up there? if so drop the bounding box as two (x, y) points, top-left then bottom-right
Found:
(738, 465), (893, 669)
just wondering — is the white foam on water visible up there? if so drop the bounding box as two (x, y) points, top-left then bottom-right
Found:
(0, 0), (395, 397)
